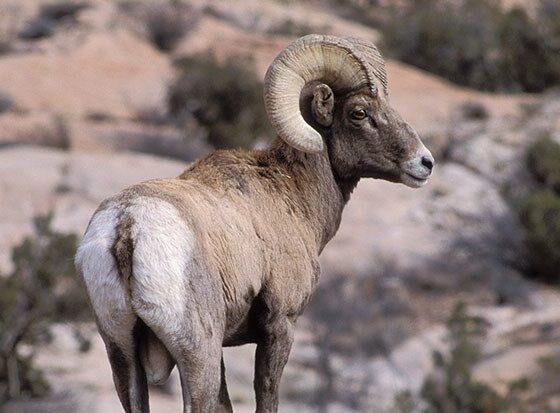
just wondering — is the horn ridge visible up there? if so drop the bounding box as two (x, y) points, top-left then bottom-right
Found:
(263, 34), (386, 153)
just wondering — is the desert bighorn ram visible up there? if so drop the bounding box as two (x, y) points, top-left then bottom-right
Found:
(75, 34), (434, 412)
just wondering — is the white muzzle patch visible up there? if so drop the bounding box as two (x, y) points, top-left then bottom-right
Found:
(400, 146), (434, 188)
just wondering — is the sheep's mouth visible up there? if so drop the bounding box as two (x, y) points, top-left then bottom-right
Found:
(401, 172), (428, 188)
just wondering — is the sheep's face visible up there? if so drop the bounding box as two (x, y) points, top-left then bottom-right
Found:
(312, 84), (434, 188)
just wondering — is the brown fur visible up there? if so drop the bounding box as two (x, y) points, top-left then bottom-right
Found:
(79, 78), (431, 412)
(108, 136), (345, 341)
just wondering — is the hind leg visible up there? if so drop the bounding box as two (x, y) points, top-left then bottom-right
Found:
(136, 311), (224, 413)
(76, 204), (150, 413)
(132, 278), (226, 413)
(127, 197), (227, 411)
(100, 323), (149, 413)
(83, 266), (150, 413)
(88, 274), (150, 413)
(134, 297), (224, 413)
(174, 341), (223, 413)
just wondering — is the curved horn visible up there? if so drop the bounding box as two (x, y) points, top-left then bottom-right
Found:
(263, 34), (386, 153)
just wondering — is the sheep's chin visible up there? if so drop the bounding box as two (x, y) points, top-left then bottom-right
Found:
(400, 172), (428, 188)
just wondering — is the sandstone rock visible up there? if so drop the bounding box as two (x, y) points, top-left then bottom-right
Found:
(385, 62), (534, 135)
(175, 15), (291, 80)
(0, 146), (185, 272)
(68, 118), (209, 161)
(0, 2), (559, 411)
(0, 111), (67, 147)
(0, 29), (171, 119)
(186, 0), (380, 43)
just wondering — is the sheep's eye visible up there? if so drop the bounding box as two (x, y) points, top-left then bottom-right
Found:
(351, 109), (367, 120)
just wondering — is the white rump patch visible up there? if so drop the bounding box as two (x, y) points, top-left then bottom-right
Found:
(76, 197), (195, 344)
(126, 197), (195, 336)
(75, 204), (134, 346)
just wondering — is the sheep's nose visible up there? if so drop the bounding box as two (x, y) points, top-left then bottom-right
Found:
(421, 155), (434, 172)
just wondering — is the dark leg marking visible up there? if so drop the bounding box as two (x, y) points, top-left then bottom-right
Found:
(105, 321), (149, 413)
(107, 341), (132, 413)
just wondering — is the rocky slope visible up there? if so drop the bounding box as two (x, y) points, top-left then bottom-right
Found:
(0, 0), (559, 412)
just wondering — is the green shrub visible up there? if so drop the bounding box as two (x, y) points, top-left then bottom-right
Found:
(120, 1), (198, 52)
(460, 101), (489, 120)
(421, 302), (499, 413)
(538, 0), (560, 40)
(418, 302), (527, 413)
(323, 0), (383, 27)
(393, 390), (414, 413)
(521, 137), (560, 283)
(519, 190), (560, 282)
(18, 18), (55, 40)
(0, 214), (91, 404)
(19, 1), (89, 41)
(529, 353), (560, 410)
(382, 0), (560, 92)
(143, 3), (193, 52)
(0, 10), (17, 53)
(0, 90), (13, 113)
(52, 116), (71, 150)
(499, 8), (560, 93)
(527, 136), (560, 194)
(267, 18), (329, 37)
(39, 1), (89, 22)
(168, 54), (273, 149)
(383, 0), (502, 91)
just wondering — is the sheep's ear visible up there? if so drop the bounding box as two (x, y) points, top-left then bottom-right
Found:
(311, 84), (334, 127)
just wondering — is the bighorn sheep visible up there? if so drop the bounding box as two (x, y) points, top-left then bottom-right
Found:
(75, 34), (434, 413)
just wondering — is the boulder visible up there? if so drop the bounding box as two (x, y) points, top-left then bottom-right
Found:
(0, 29), (171, 119)
(0, 146), (185, 272)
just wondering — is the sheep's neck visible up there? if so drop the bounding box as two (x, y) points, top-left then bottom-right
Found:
(268, 138), (359, 253)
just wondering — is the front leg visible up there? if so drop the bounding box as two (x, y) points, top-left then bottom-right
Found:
(254, 317), (295, 412)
